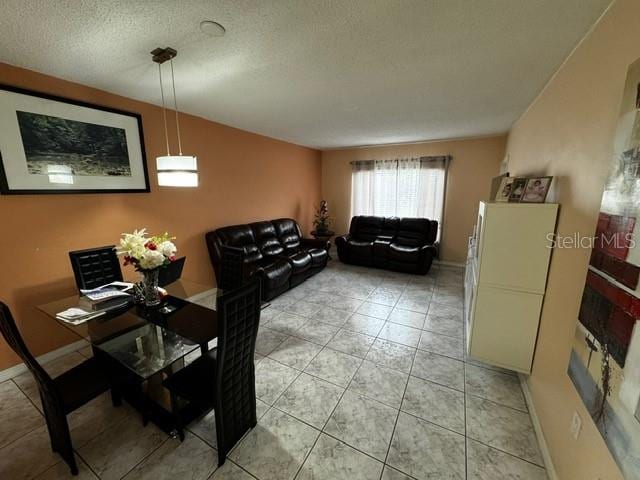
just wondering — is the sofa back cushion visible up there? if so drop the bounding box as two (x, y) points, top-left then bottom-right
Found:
(250, 221), (285, 257)
(273, 218), (302, 252)
(380, 217), (400, 238)
(350, 216), (383, 241)
(216, 224), (263, 264)
(396, 218), (435, 247)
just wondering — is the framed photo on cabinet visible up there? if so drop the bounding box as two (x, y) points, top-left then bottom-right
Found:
(508, 177), (528, 202)
(520, 176), (553, 203)
(0, 84), (149, 194)
(495, 176), (515, 202)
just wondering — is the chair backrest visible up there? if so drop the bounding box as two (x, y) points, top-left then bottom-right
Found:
(0, 302), (58, 402)
(69, 245), (123, 291)
(158, 256), (186, 287)
(218, 246), (245, 290)
(214, 280), (261, 455)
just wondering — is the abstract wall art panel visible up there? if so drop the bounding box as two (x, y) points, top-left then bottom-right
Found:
(568, 58), (640, 478)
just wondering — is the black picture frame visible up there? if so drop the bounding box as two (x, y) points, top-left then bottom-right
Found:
(0, 84), (150, 195)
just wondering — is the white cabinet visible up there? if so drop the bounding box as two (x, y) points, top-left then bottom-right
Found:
(464, 201), (558, 374)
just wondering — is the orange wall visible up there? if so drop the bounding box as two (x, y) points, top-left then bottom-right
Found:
(321, 136), (506, 263)
(0, 62), (321, 370)
(504, 0), (638, 478)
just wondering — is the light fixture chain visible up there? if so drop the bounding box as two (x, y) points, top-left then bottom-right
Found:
(169, 58), (183, 155)
(158, 63), (170, 156)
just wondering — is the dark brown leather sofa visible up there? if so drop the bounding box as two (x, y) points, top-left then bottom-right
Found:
(335, 216), (438, 274)
(206, 218), (329, 301)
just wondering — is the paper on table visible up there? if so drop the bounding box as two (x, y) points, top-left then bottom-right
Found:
(56, 308), (105, 325)
(80, 282), (135, 301)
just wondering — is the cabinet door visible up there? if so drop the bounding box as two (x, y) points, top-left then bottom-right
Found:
(468, 285), (543, 373)
(477, 203), (557, 294)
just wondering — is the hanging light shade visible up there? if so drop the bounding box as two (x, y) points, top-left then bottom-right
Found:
(157, 155), (198, 187)
(151, 47), (198, 187)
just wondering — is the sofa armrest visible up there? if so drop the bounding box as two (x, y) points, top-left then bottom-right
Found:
(426, 242), (439, 260)
(300, 237), (331, 251)
(219, 245), (245, 290)
(334, 234), (350, 247)
(334, 234), (350, 262)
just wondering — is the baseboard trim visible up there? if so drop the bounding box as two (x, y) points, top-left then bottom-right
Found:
(0, 339), (88, 383)
(434, 260), (465, 268)
(519, 374), (558, 479)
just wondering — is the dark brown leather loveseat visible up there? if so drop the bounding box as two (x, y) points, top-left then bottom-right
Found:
(335, 216), (438, 274)
(206, 218), (329, 301)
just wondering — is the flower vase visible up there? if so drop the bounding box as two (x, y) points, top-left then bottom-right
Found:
(141, 268), (161, 307)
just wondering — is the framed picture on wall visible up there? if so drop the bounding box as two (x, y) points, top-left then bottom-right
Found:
(0, 84), (149, 194)
(520, 176), (553, 203)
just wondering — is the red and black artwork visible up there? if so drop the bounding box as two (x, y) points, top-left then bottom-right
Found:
(569, 58), (640, 478)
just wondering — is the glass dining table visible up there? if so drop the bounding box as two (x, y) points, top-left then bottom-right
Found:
(37, 279), (222, 435)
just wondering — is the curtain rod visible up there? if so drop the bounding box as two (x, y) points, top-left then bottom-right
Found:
(349, 155), (451, 165)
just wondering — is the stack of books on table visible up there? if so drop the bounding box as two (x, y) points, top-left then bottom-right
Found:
(56, 308), (106, 325)
(79, 281), (135, 311)
(56, 282), (135, 325)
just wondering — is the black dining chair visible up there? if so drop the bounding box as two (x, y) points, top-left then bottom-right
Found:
(0, 302), (117, 475)
(218, 245), (245, 290)
(69, 245), (123, 290)
(162, 279), (261, 466)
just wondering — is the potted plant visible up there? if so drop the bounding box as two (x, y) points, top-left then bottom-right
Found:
(313, 200), (332, 235)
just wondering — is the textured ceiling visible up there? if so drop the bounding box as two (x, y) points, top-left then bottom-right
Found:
(0, 0), (610, 149)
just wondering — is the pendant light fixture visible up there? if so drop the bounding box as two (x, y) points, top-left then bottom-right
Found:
(151, 47), (198, 187)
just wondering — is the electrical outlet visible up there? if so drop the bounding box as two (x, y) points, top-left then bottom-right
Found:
(570, 411), (582, 440)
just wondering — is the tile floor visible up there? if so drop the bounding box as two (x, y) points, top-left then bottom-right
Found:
(0, 259), (547, 479)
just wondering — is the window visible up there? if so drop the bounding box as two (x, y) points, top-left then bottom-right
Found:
(351, 156), (449, 239)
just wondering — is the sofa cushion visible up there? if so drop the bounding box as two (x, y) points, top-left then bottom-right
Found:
(348, 239), (374, 256)
(250, 221), (284, 257)
(350, 216), (383, 242)
(216, 225), (262, 264)
(284, 251), (312, 274)
(373, 238), (392, 258)
(272, 218), (302, 252)
(389, 243), (421, 262)
(380, 217), (400, 238)
(308, 248), (328, 267)
(396, 218), (432, 247)
(246, 257), (291, 289)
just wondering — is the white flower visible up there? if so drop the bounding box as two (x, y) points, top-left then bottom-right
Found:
(116, 228), (148, 258)
(158, 240), (177, 258)
(138, 250), (166, 270)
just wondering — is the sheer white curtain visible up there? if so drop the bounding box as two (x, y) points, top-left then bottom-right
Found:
(351, 156), (449, 239)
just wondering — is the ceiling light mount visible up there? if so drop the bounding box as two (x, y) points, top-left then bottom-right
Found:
(151, 47), (177, 65)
